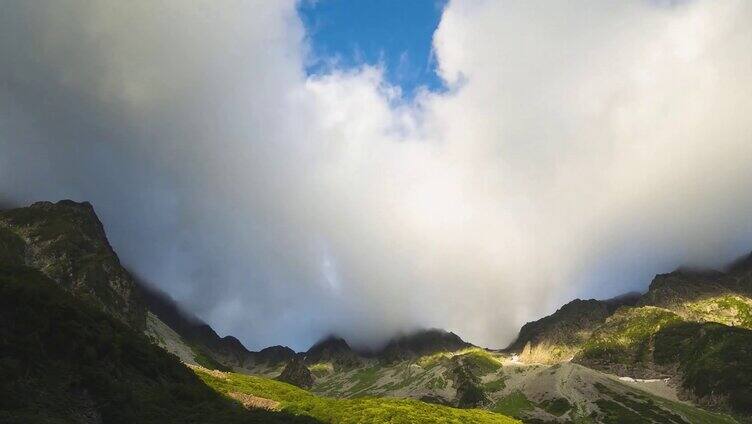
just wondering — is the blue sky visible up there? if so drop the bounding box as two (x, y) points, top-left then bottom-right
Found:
(298, 0), (447, 98)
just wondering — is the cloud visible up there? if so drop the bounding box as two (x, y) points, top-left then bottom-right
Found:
(1, 0), (752, 350)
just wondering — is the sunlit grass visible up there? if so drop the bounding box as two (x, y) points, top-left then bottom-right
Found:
(417, 347), (502, 371)
(194, 367), (521, 423)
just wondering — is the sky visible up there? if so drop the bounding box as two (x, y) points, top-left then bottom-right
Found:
(298, 0), (447, 96)
(1, 0), (752, 351)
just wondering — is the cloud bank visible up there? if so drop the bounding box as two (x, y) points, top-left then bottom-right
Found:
(1, 0), (752, 350)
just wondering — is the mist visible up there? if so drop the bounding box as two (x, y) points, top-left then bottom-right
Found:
(2, 0), (752, 351)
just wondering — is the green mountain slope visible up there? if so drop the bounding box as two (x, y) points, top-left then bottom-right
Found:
(500, 255), (752, 420)
(296, 346), (736, 424)
(575, 306), (752, 417)
(575, 306), (684, 377)
(655, 322), (752, 414)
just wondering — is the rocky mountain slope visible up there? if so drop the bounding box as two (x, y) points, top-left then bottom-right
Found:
(502, 254), (752, 420)
(268, 252), (752, 422)
(273, 335), (737, 423)
(0, 200), (296, 375)
(506, 294), (640, 364)
(0, 200), (146, 327)
(139, 280), (295, 372)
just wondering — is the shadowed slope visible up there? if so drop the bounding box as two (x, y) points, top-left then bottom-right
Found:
(0, 265), (320, 424)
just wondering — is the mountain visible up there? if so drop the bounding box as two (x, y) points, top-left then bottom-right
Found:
(639, 268), (743, 309)
(300, 335), (735, 423)
(256, 345), (297, 365)
(304, 336), (361, 368)
(0, 200), (146, 328)
(500, 253), (752, 420)
(571, 262), (752, 417)
(0, 199), (519, 423)
(377, 329), (473, 362)
(276, 357), (315, 388)
(2, 199), (749, 423)
(0, 200), (292, 375)
(194, 366), (519, 424)
(139, 280), (244, 367)
(0, 270), (517, 424)
(573, 305), (752, 415)
(139, 280), (297, 372)
(637, 267), (752, 328)
(506, 293), (640, 364)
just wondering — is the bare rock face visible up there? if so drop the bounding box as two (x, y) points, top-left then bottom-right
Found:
(276, 357), (314, 389)
(0, 200), (146, 329)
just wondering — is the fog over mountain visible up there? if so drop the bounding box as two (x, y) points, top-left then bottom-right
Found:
(2, 0), (752, 351)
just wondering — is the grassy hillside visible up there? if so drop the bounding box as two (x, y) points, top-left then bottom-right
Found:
(294, 346), (735, 423)
(0, 265), (317, 424)
(654, 322), (752, 414)
(194, 367), (520, 424)
(681, 295), (752, 329)
(577, 306), (683, 371)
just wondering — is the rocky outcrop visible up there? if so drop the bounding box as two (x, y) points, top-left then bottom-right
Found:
(276, 357), (314, 388)
(304, 336), (360, 368)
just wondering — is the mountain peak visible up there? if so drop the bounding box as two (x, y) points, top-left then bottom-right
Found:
(307, 335), (351, 354)
(378, 328), (472, 361)
(304, 335), (359, 367)
(254, 345), (296, 366)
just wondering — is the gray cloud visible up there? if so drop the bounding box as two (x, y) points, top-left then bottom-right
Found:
(2, 0), (752, 350)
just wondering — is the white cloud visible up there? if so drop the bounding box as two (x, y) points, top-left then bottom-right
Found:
(2, 0), (752, 349)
